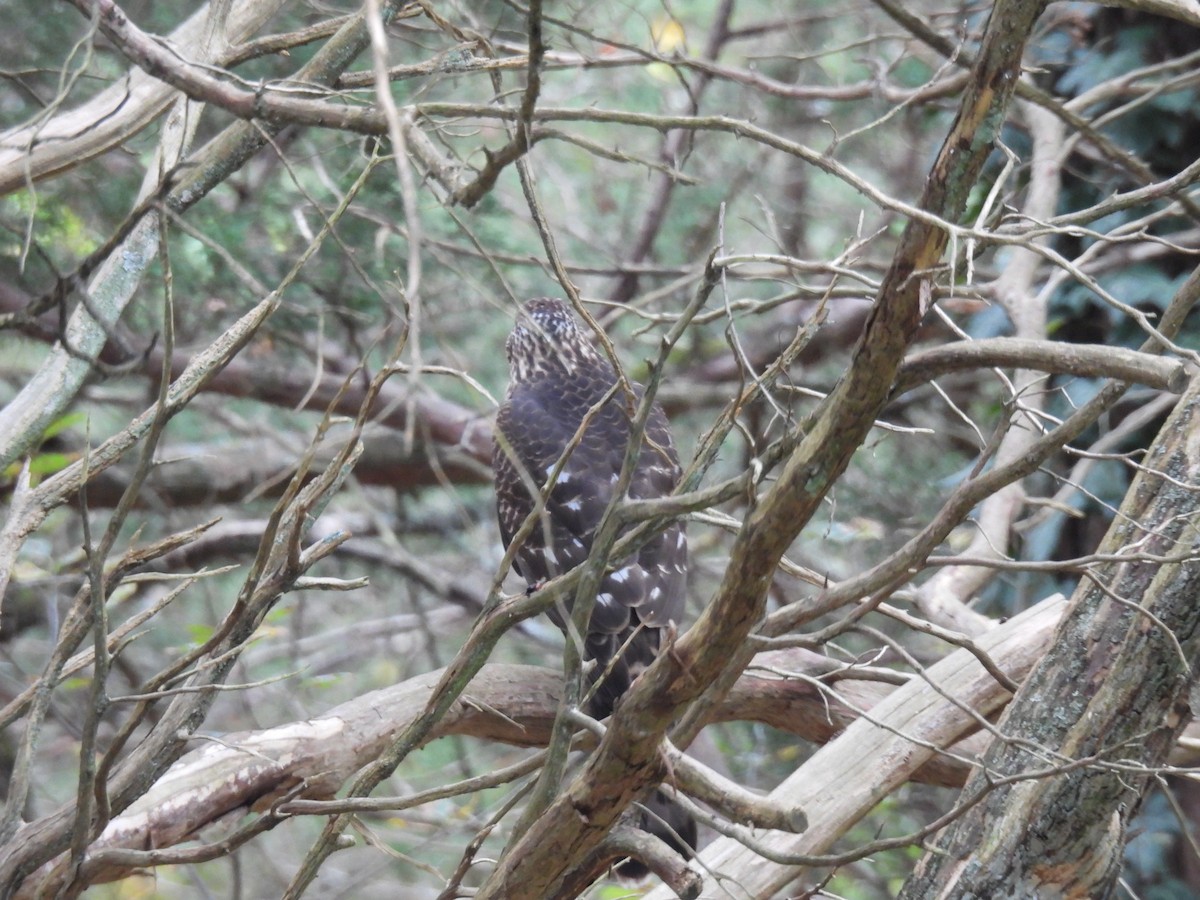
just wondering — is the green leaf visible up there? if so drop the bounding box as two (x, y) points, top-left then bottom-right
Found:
(41, 412), (86, 440)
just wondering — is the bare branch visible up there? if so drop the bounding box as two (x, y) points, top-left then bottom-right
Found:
(19, 622), (1065, 896)
(0, 0), (288, 195)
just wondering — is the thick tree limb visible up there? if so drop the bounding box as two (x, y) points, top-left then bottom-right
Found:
(900, 285), (1200, 898)
(893, 338), (1189, 398)
(16, 595), (1200, 896)
(646, 593), (1067, 899)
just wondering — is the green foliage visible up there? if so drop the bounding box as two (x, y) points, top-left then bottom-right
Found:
(0, 412), (84, 481)
(1056, 26), (1157, 98)
(0, 193), (98, 268)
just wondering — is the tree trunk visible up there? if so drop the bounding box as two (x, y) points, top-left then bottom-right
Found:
(900, 369), (1200, 898)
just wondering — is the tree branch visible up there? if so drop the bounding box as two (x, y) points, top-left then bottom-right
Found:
(645, 593), (1067, 899)
(894, 338), (1189, 398)
(0, 0), (288, 196)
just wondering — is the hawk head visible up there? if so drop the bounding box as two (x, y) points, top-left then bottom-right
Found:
(505, 297), (607, 381)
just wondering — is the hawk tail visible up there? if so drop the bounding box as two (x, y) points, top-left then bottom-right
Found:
(616, 789), (698, 880)
(583, 622), (661, 720)
(583, 629), (697, 879)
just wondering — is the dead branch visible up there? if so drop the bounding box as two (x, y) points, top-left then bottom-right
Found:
(15, 632), (1043, 896)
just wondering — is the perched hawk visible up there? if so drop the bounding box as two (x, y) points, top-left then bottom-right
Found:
(493, 297), (695, 874)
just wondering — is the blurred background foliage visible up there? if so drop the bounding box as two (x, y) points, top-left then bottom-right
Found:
(1, 0), (1199, 897)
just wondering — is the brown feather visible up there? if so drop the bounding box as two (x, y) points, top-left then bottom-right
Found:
(492, 297), (695, 877)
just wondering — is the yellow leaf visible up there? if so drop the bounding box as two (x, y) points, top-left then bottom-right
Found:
(776, 744), (801, 763)
(651, 16), (685, 54)
(110, 873), (159, 898)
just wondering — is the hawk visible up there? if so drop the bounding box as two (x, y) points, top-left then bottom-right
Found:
(493, 297), (695, 875)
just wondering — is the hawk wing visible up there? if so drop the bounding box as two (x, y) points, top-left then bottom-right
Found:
(493, 369), (687, 713)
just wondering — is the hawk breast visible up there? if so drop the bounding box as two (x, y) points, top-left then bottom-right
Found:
(493, 330), (687, 716)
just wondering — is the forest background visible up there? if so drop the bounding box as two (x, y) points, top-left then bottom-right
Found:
(2, 0), (1200, 897)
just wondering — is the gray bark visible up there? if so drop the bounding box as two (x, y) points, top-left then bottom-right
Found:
(901, 371), (1200, 899)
